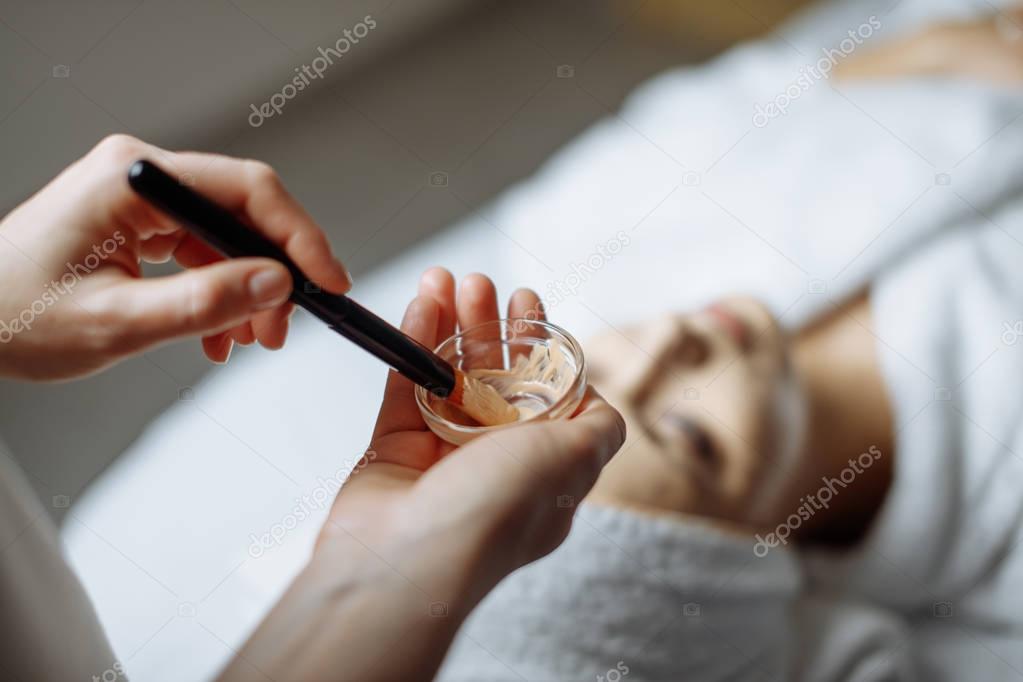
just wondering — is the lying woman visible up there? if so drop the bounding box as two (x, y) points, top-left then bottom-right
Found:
(438, 5), (1023, 681)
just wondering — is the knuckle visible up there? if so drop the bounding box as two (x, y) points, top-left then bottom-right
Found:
(555, 427), (604, 490)
(561, 423), (598, 461)
(79, 292), (132, 354)
(83, 316), (119, 355)
(92, 134), (143, 163)
(583, 421), (609, 453)
(574, 417), (619, 468)
(245, 160), (281, 191)
(300, 226), (331, 254)
(186, 277), (230, 325)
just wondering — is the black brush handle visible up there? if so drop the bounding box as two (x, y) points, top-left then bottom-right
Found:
(127, 159), (455, 396)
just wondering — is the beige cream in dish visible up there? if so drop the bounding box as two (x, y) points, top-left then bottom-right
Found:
(416, 319), (587, 445)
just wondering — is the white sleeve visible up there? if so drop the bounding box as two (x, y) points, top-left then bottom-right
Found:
(0, 440), (120, 681)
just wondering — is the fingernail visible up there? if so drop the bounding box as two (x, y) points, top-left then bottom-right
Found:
(270, 317), (289, 350)
(249, 268), (291, 309)
(336, 259), (353, 290)
(211, 337), (233, 364)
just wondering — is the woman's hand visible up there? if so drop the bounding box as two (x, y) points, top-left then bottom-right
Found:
(0, 134), (351, 380)
(218, 269), (626, 682)
(325, 268), (624, 573)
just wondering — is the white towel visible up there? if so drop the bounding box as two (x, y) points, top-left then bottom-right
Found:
(440, 506), (801, 682)
(59, 0), (1023, 679)
(802, 203), (1023, 680)
(438, 0), (1023, 679)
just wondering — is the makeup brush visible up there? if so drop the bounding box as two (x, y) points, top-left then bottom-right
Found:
(127, 159), (518, 427)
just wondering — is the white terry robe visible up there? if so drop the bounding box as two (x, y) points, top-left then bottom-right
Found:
(439, 505), (803, 682)
(799, 206), (1023, 681)
(438, 180), (1023, 682)
(4, 0), (1023, 679)
(436, 0), (1023, 678)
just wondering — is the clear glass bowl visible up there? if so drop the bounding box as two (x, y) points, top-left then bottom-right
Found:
(416, 318), (587, 445)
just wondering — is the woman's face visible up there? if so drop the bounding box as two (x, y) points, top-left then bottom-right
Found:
(585, 296), (808, 532)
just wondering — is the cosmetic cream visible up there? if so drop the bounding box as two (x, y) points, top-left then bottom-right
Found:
(416, 319), (586, 445)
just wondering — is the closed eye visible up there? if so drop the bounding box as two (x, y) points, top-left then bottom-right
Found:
(664, 413), (719, 469)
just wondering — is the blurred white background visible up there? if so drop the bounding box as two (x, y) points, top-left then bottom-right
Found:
(0, 0), (739, 511)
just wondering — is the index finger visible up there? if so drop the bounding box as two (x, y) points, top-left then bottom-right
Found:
(88, 135), (352, 295)
(172, 152), (352, 295)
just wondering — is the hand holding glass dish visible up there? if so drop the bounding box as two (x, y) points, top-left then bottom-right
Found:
(417, 317), (588, 445)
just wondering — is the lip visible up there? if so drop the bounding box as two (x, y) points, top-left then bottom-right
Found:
(704, 304), (750, 349)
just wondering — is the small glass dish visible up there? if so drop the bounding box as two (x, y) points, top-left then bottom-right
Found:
(416, 318), (587, 445)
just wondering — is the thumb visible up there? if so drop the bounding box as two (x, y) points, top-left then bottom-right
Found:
(104, 258), (292, 351)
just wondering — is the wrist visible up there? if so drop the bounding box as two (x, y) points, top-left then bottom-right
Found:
(222, 526), (487, 682)
(311, 516), (489, 620)
(302, 522), (489, 679)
